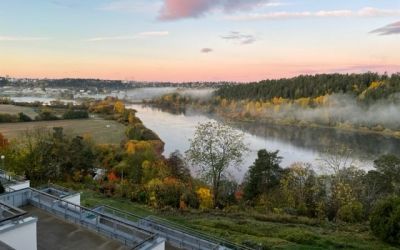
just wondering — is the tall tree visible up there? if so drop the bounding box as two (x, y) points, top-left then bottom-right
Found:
(186, 121), (248, 207)
(374, 154), (400, 194)
(244, 149), (283, 201)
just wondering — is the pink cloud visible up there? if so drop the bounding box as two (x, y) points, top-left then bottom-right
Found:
(158, 0), (268, 21)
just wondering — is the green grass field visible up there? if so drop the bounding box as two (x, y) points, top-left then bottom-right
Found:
(79, 190), (397, 250)
(0, 118), (126, 144)
(0, 104), (38, 118)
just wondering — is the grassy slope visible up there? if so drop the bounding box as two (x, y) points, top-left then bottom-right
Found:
(80, 190), (396, 250)
(0, 104), (38, 118)
(0, 118), (126, 144)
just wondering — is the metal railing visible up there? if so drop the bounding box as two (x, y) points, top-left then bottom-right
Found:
(146, 216), (252, 250)
(0, 187), (250, 250)
(0, 188), (161, 250)
(0, 201), (28, 226)
(96, 204), (251, 250)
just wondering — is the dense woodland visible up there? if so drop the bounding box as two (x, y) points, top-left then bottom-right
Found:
(216, 73), (400, 102)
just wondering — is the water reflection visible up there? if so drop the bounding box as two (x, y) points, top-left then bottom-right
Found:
(128, 104), (400, 180)
(233, 122), (400, 162)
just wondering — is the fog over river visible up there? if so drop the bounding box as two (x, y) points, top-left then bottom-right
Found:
(128, 104), (400, 180)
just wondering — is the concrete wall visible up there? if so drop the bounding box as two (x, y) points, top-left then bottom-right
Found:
(152, 238), (165, 250)
(64, 193), (80, 206)
(0, 189), (31, 207)
(7, 180), (30, 191)
(0, 217), (37, 250)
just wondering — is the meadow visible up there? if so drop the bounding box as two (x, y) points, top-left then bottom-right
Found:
(0, 118), (126, 144)
(0, 104), (38, 118)
(80, 189), (396, 250)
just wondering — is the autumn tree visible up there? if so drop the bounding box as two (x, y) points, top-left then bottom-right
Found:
(186, 121), (248, 207)
(166, 151), (191, 183)
(0, 133), (9, 149)
(280, 162), (315, 212)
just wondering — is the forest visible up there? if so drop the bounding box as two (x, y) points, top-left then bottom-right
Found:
(216, 73), (400, 102)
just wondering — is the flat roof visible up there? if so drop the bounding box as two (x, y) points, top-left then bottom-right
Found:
(0, 202), (27, 225)
(23, 205), (130, 250)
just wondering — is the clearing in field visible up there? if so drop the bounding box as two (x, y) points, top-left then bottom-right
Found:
(0, 104), (38, 118)
(0, 118), (126, 144)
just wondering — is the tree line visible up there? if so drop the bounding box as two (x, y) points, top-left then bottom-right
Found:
(216, 73), (400, 102)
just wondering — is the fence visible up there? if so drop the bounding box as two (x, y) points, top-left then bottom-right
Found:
(0, 188), (250, 250)
(95, 205), (252, 250)
(0, 188), (162, 250)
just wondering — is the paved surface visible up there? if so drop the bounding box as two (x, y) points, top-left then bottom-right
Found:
(23, 206), (130, 250)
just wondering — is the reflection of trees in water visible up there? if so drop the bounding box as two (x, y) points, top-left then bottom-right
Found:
(141, 104), (186, 115)
(140, 104), (400, 161)
(233, 122), (400, 161)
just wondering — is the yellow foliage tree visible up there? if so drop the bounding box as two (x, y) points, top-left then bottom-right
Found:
(125, 140), (153, 154)
(114, 101), (125, 114)
(196, 187), (213, 210)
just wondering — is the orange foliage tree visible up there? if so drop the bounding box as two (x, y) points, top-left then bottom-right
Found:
(0, 133), (9, 149)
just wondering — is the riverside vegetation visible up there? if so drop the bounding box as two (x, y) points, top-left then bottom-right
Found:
(150, 73), (400, 137)
(0, 94), (400, 248)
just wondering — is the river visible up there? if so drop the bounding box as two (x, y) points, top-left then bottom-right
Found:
(128, 104), (400, 180)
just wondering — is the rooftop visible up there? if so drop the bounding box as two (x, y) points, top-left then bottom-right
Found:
(24, 205), (129, 250)
(0, 202), (27, 225)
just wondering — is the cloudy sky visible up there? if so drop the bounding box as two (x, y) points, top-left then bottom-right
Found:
(0, 0), (399, 82)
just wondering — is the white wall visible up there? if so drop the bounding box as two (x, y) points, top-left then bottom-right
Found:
(64, 193), (80, 206)
(152, 240), (165, 250)
(0, 217), (37, 250)
(141, 238), (165, 250)
(7, 180), (30, 191)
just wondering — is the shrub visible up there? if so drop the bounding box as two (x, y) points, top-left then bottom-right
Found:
(18, 112), (32, 122)
(337, 201), (364, 223)
(197, 187), (213, 210)
(0, 113), (18, 123)
(370, 196), (400, 244)
(62, 110), (89, 119)
(181, 190), (200, 209)
(35, 108), (59, 121)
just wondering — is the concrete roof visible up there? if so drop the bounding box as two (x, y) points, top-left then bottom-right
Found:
(24, 206), (129, 250)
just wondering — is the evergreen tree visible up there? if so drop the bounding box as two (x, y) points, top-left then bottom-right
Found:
(244, 149), (283, 201)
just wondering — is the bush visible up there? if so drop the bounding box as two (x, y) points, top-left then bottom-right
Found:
(35, 109), (59, 121)
(0, 113), (18, 123)
(370, 196), (400, 244)
(181, 190), (200, 209)
(18, 112), (32, 122)
(62, 110), (89, 119)
(337, 201), (364, 223)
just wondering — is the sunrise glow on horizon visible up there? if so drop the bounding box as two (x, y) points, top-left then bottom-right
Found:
(1, 0), (400, 82)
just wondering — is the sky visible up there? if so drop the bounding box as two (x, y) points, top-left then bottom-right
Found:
(0, 0), (399, 82)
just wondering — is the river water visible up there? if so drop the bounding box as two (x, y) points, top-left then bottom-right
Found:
(128, 104), (400, 180)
